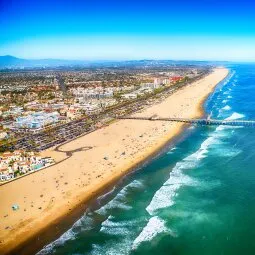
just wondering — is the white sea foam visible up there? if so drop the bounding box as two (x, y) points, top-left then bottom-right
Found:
(210, 113), (243, 157)
(37, 215), (96, 254)
(228, 95), (232, 99)
(222, 99), (228, 104)
(225, 112), (245, 120)
(97, 186), (117, 201)
(147, 133), (222, 215)
(216, 125), (242, 132)
(100, 216), (140, 236)
(215, 125), (228, 132)
(90, 242), (131, 255)
(215, 112), (245, 132)
(146, 163), (197, 215)
(38, 181), (144, 254)
(96, 198), (129, 215)
(96, 180), (143, 215)
(128, 179), (144, 189)
(167, 147), (177, 154)
(185, 136), (217, 161)
(90, 243), (130, 255)
(146, 132), (224, 216)
(222, 105), (231, 111)
(220, 72), (234, 89)
(132, 216), (172, 250)
(90, 218), (144, 255)
(37, 225), (76, 254)
(38, 230), (76, 254)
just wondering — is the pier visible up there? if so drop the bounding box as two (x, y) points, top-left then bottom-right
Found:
(117, 116), (255, 127)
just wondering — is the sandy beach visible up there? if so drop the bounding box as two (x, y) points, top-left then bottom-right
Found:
(0, 68), (229, 254)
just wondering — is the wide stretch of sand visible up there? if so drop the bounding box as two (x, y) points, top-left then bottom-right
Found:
(0, 68), (229, 254)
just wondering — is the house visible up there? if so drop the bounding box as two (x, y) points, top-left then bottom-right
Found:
(1, 151), (21, 162)
(0, 150), (55, 182)
(41, 157), (55, 166)
(0, 167), (14, 181)
(1, 152), (15, 163)
(18, 162), (31, 174)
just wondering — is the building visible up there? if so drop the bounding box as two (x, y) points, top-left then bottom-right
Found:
(0, 150), (55, 182)
(72, 87), (114, 101)
(141, 82), (160, 90)
(0, 167), (14, 181)
(66, 106), (82, 120)
(153, 78), (162, 86)
(162, 78), (170, 85)
(15, 111), (60, 129)
(154, 77), (172, 86)
(80, 103), (102, 115)
(171, 76), (183, 82)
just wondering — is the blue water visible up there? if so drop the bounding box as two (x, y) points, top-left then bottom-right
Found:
(38, 64), (255, 255)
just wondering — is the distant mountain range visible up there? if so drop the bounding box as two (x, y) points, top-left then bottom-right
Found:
(0, 55), (228, 70)
(0, 55), (88, 68)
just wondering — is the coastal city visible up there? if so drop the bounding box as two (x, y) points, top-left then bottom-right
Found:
(0, 65), (205, 182)
(1, 0), (255, 254)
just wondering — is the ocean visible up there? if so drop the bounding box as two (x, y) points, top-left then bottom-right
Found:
(37, 64), (255, 255)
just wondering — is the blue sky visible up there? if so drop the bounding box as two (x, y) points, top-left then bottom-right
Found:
(0, 0), (255, 61)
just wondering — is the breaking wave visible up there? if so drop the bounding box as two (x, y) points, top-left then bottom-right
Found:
(225, 112), (245, 120)
(96, 180), (143, 215)
(222, 105), (231, 111)
(146, 108), (244, 216)
(37, 215), (95, 254)
(100, 215), (140, 236)
(144, 136), (218, 216)
(132, 216), (174, 250)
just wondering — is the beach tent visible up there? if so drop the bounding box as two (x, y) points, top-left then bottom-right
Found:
(12, 204), (19, 211)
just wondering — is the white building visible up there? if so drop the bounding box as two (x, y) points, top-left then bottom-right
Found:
(72, 87), (114, 100)
(15, 111), (60, 129)
(80, 103), (102, 115)
(0, 167), (14, 181)
(141, 82), (160, 90)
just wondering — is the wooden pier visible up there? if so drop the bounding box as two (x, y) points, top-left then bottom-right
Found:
(117, 116), (255, 127)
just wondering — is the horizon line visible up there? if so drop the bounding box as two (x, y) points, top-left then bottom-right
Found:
(2, 55), (255, 64)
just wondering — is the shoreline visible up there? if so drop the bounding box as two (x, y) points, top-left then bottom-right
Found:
(0, 68), (229, 255)
(10, 124), (187, 255)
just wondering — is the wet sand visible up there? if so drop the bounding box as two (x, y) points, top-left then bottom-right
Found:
(0, 68), (229, 254)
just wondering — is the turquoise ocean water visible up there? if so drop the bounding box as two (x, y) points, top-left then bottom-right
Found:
(38, 64), (255, 255)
